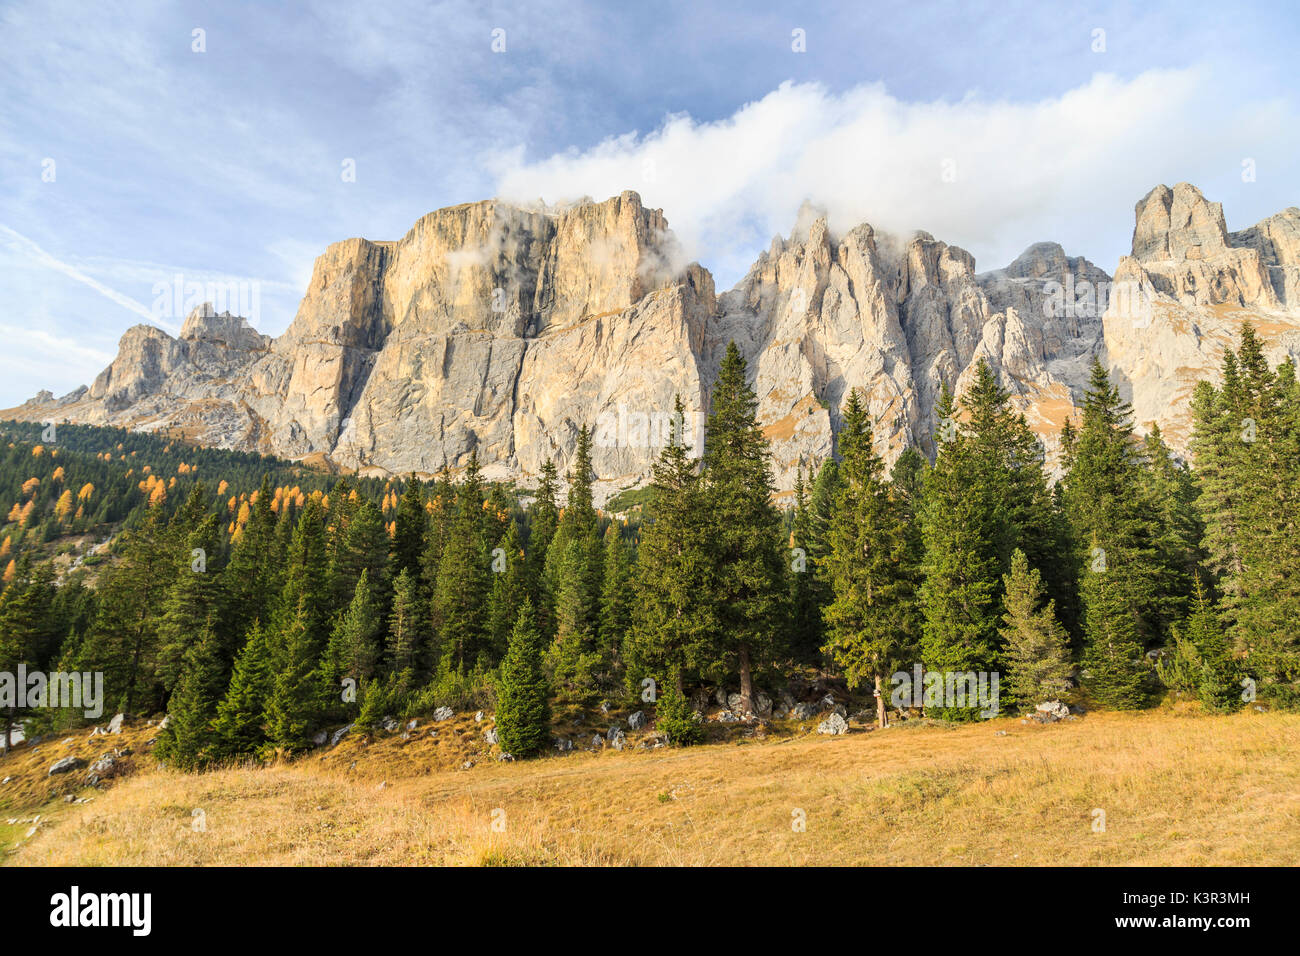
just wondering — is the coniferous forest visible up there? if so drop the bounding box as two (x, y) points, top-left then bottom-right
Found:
(1, 331), (1296, 768)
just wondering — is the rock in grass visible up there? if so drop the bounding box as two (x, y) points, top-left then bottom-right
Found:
(817, 713), (849, 736)
(48, 756), (86, 776)
(89, 756), (115, 774)
(1035, 700), (1071, 721)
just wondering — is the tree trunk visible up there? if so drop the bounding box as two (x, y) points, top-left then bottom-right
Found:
(738, 644), (754, 714)
(875, 674), (887, 729)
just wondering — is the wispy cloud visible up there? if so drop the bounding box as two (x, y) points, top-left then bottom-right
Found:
(0, 324), (115, 370)
(0, 224), (163, 329)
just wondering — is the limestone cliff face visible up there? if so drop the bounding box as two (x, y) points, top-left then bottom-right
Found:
(11, 184), (1300, 500)
(1104, 183), (1300, 449)
(713, 215), (1109, 479)
(322, 192), (711, 487)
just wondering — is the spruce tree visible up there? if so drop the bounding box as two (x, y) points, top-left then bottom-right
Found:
(999, 549), (1074, 711)
(319, 479), (355, 614)
(788, 466), (814, 658)
(156, 620), (226, 770)
(325, 569), (383, 685)
(890, 446), (927, 524)
(389, 476), (427, 582)
(0, 557), (55, 752)
(225, 475), (281, 647)
(265, 607), (330, 751)
(788, 464), (830, 664)
(156, 513), (226, 694)
(597, 524), (634, 686)
(548, 538), (603, 704)
(328, 499), (390, 624)
(626, 397), (715, 699)
(354, 673), (394, 731)
(1141, 425), (1207, 635)
(919, 383), (1001, 717)
(526, 459), (560, 634)
(263, 499), (332, 751)
(168, 482), (212, 550)
(653, 670), (702, 745)
(432, 454), (490, 673)
(495, 599), (551, 757)
(486, 520), (529, 665)
(807, 458), (845, 558)
(1080, 558), (1151, 709)
(1191, 326), (1300, 703)
(76, 509), (172, 714)
(483, 483), (514, 555)
(269, 496), (331, 648)
(821, 389), (919, 727)
(544, 428), (605, 701)
(701, 343), (786, 712)
(1185, 576), (1238, 713)
(1065, 359), (1162, 708)
(420, 465), (455, 634)
(211, 622), (274, 759)
(386, 568), (423, 679)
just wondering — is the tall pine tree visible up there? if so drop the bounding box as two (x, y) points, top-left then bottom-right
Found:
(701, 343), (786, 712)
(495, 599), (551, 757)
(821, 389), (919, 727)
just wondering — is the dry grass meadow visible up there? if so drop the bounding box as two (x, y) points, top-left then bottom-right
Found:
(3, 705), (1298, 866)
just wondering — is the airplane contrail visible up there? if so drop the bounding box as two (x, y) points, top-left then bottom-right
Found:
(0, 223), (180, 333)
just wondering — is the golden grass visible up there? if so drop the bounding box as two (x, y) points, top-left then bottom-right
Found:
(6, 708), (1299, 866)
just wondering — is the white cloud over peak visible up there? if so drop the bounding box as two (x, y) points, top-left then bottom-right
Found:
(491, 67), (1299, 286)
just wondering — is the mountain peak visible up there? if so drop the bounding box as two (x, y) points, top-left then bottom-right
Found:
(1131, 181), (1229, 261)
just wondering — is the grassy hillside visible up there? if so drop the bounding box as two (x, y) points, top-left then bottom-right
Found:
(5, 707), (1297, 866)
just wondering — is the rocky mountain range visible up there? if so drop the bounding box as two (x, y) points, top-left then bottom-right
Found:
(8, 182), (1300, 503)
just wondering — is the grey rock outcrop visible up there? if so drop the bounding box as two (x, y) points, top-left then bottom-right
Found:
(48, 756), (86, 775)
(817, 713), (849, 736)
(1035, 700), (1072, 722)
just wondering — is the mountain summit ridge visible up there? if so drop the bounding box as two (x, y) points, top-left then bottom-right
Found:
(10, 183), (1300, 501)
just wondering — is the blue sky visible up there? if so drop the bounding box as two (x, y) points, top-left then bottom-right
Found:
(2, 0), (1298, 405)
